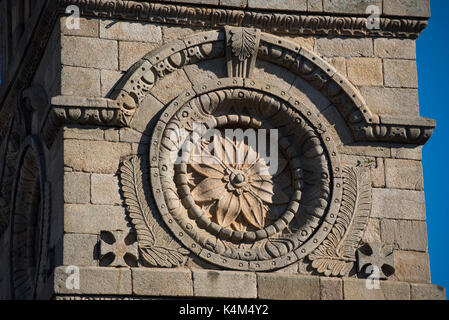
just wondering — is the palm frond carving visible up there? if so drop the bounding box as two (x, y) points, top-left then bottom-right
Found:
(308, 167), (372, 277)
(120, 156), (189, 267)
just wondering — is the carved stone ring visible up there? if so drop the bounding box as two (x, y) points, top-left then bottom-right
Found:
(150, 78), (343, 271)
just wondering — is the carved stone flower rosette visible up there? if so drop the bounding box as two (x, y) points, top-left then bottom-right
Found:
(149, 78), (345, 271)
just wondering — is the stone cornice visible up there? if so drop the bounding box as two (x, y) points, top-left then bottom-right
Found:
(0, 0), (431, 139)
(58, 0), (428, 39)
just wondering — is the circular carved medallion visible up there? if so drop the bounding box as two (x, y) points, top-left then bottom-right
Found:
(150, 78), (342, 271)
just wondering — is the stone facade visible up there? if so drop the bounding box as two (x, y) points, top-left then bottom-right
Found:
(0, 0), (445, 300)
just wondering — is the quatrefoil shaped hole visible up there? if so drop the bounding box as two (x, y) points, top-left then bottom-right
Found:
(99, 252), (115, 267)
(381, 264), (395, 278)
(124, 253), (138, 267)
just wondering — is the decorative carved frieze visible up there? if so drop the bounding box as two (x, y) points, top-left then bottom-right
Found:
(57, 0), (428, 40)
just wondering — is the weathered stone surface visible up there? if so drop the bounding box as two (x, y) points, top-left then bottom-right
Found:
(64, 204), (129, 234)
(193, 270), (257, 298)
(63, 233), (98, 266)
(184, 58), (227, 87)
(341, 155), (385, 187)
(132, 268), (193, 297)
(316, 38), (373, 57)
(320, 106), (353, 145)
(394, 251), (431, 284)
(360, 87), (419, 116)
(347, 57), (383, 86)
(308, 0), (323, 12)
(381, 220), (428, 252)
(64, 172), (90, 204)
(104, 128), (120, 142)
(328, 57), (347, 76)
(129, 95), (165, 135)
(64, 140), (131, 174)
(411, 284), (446, 300)
(290, 76), (332, 113)
(54, 266), (131, 295)
(320, 277), (343, 300)
(119, 41), (159, 71)
(257, 274), (320, 300)
(162, 25), (203, 44)
(274, 262), (299, 274)
(119, 128), (150, 144)
(362, 218), (382, 243)
(383, 0), (430, 18)
(343, 278), (410, 300)
(283, 36), (315, 51)
(374, 38), (416, 59)
(384, 59), (418, 88)
(64, 126), (105, 141)
(100, 69), (124, 96)
(385, 159), (423, 190)
(324, 0), (382, 14)
(91, 174), (122, 205)
(371, 158), (385, 188)
(340, 144), (390, 158)
(149, 69), (192, 104)
(61, 17), (99, 37)
(61, 66), (100, 97)
(391, 145), (422, 161)
(220, 0), (247, 8)
(100, 19), (162, 43)
(248, 0), (307, 11)
(61, 36), (118, 70)
(254, 60), (296, 92)
(371, 188), (426, 220)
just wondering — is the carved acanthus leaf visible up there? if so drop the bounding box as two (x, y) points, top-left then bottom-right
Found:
(308, 167), (371, 277)
(230, 28), (257, 62)
(119, 156), (189, 267)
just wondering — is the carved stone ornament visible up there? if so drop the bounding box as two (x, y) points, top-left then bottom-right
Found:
(308, 167), (372, 276)
(112, 28), (379, 273)
(119, 156), (190, 267)
(357, 242), (395, 279)
(100, 230), (138, 267)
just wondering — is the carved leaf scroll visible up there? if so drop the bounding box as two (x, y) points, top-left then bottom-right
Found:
(308, 167), (372, 277)
(230, 28), (258, 62)
(119, 156), (189, 267)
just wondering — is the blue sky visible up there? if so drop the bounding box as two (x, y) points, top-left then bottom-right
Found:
(417, 1), (449, 292)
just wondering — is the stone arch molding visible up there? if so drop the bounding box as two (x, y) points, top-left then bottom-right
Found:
(109, 27), (380, 275)
(109, 27), (434, 145)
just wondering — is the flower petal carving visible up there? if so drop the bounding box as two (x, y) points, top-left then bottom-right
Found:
(241, 192), (266, 228)
(251, 179), (290, 204)
(216, 193), (241, 228)
(191, 178), (226, 202)
(190, 163), (224, 179)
